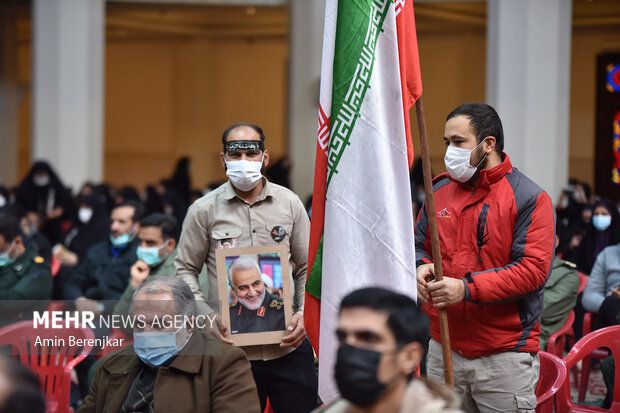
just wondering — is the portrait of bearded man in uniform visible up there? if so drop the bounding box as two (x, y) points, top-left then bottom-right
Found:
(228, 256), (285, 334)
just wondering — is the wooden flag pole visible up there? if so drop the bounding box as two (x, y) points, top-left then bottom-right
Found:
(415, 96), (455, 388)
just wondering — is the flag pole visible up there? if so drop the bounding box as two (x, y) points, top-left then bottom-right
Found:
(415, 95), (455, 388)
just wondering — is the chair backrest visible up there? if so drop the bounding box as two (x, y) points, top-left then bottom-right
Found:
(558, 325), (620, 412)
(546, 310), (575, 357)
(535, 351), (567, 411)
(0, 320), (94, 413)
(578, 272), (588, 294)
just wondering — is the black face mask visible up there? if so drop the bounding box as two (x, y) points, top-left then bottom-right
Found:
(334, 345), (392, 407)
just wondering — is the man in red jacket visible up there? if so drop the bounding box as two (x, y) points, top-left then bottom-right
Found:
(415, 102), (555, 412)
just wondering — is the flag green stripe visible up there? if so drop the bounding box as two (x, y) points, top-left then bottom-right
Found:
(306, 236), (324, 299)
(327, 0), (390, 187)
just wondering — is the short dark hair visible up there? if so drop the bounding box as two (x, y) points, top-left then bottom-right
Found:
(113, 200), (144, 224)
(339, 287), (429, 347)
(221, 122), (266, 145)
(446, 102), (504, 154)
(0, 214), (21, 244)
(140, 213), (177, 241)
(0, 356), (46, 413)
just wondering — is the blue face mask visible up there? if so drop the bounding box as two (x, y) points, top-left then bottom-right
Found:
(136, 241), (169, 267)
(0, 241), (16, 268)
(110, 225), (135, 247)
(593, 215), (612, 232)
(133, 328), (189, 368)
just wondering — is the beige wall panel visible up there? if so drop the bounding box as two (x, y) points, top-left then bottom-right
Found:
(410, 28), (486, 179)
(104, 35), (288, 190)
(206, 38), (288, 180)
(105, 40), (177, 188)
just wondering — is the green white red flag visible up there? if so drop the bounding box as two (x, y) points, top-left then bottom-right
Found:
(305, 0), (423, 401)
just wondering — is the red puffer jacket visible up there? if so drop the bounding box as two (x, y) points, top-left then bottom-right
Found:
(415, 154), (555, 357)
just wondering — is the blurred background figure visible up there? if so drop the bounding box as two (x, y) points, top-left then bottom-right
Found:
(170, 157), (192, 205)
(266, 155), (292, 189)
(0, 356), (46, 413)
(565, 198), (620, 274)
(14, 161), (73, 245)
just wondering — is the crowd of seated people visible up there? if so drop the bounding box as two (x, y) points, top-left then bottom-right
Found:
(0, 157), (619, 412)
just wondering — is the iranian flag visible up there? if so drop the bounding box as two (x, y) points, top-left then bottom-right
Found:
(305, 0), (423, 401)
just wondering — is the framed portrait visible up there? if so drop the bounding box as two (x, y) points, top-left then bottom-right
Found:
(216, 245), (292, 346)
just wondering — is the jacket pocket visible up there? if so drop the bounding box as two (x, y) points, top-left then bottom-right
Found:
(211, 227), (242, 249)
(211, 227), (242, 240)
(514, 393), (537, 410)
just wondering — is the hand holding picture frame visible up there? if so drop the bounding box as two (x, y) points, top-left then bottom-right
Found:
(216, 245), (293, 346)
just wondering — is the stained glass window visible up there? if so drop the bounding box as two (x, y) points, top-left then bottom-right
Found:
(607, 64), (620, 93)
(613, 111), (620, 185)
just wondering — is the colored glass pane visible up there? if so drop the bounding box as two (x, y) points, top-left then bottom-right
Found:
(606, 64), (620, 92)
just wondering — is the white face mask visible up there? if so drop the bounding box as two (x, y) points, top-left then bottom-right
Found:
(444, 138), (487, 183)
(78, 207), (93, 224)
(33, 174), (50, 187)
(225, 157), (263, 192)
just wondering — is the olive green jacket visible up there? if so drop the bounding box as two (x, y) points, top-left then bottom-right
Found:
(540, 257), (580, 351)
(0, 249), (52, 322)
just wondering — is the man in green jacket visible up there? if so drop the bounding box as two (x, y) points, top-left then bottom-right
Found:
(539, 233), (580, 351)
(0, 214), (52, 321)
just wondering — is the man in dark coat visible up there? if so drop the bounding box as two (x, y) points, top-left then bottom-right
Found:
(79, 276), (260, 413)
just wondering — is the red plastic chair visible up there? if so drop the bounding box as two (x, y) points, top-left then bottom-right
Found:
(558, 325), (620, 412)
(0, 320), (95, 413)
(578, 272), (588, 295)
(50, 256), (61, 278)
(535, 351), (567, 413)
(100, 328), (133, 356)
(547, 310), (576, 357)
(578, 311), (610, 402)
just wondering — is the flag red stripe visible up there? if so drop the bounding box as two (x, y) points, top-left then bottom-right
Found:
(305, 105), (330, 354)
(304, 292), (322, 356)
(396, 0), (423, 168)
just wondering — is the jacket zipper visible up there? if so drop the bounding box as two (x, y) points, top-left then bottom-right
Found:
(477, 203), (490, 262)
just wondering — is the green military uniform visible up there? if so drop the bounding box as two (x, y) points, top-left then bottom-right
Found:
(0, 249), (53, 323)
(113, 249), (208, 334)
(230, 292), (285, 335)
(540, 257), (580, 351)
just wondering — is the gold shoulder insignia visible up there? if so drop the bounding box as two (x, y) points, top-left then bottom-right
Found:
(270, 299), (283, 310)
(34, 256), (45, 264)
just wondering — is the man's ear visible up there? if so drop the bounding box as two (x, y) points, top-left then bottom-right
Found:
(263, 149), (270, 169)
(483, 136), (496, 154)
(186, 316), (196, 334)
(168, 238), (177, 251)
(397, 342), (423, 376)
(132, 224), (141, 236)
(219, 152), (226, 169)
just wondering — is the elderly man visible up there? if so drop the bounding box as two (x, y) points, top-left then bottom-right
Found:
(315, 287), (462, 413)
(228, 256), (285, 335)
(79, 276), (260, 413)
